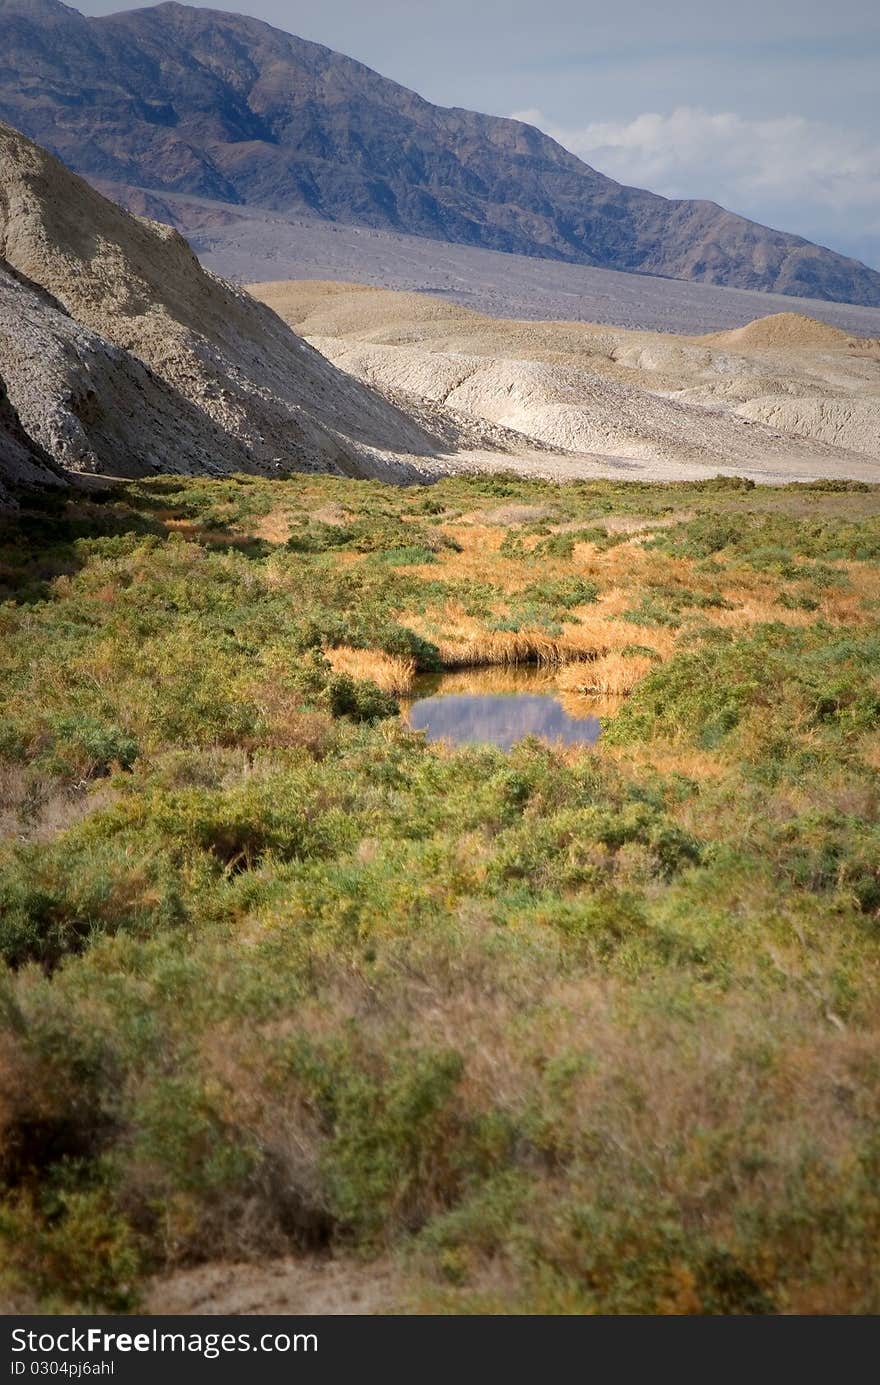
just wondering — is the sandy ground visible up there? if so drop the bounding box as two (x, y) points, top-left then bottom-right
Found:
(419, 449), (880, 486)
(249, 282), (880, 484)
(145, 1256), (402, 1316)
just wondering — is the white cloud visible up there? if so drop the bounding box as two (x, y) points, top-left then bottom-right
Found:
(510, 105), (880, 264)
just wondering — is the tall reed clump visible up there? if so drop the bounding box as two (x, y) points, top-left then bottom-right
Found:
(326, 646), (417, 696)
(556, 651), (656, 698)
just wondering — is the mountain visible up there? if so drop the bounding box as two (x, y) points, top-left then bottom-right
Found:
(0, 120), (506, 499)
(0, 2), (878, 308)
(0, 360), (63, 506)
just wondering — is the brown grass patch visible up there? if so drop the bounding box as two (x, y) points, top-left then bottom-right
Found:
(0, 767), (118, 844)
(557, 652), (655, 698)
(707, 596), (813, 630)
(854, 734), (880, 772)
(310, 504), (352, 527)
(160, 518), (241, 548)
(403, 591), (678, 669)
(602, 512), (695, 534)
(254, 510), (294, 544)
(606, 744), (730, 780)
(326, 646), (416, 696)
(409, 667), (556, 697)
(430, 627), (568, 667)
(467, 504), (558, 526)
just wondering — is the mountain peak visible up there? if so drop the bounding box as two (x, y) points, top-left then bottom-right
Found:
(0, 0), (79, 14)
(1, 0), (878, 307)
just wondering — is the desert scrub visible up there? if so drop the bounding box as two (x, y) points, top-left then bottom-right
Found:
(648, 510), (880, 564)
(605, 624), (880, 753)
(0, 835), (186, 968)
(0, 473), (878, 1312)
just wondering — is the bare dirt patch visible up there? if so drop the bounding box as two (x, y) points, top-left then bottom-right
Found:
(145, 1256), (402, 1316)
(471, 503), (558, 526)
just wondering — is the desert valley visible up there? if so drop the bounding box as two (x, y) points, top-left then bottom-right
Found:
(0, 0), (879, 1321)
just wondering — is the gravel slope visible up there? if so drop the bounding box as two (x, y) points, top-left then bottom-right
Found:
(107, 187), (880, 338)
(0, 358), (64, 506)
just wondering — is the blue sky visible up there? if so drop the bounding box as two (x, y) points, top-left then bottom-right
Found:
(78, 0), (880, 268)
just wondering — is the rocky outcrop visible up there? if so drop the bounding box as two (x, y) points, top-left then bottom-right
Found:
(0, 354), (63, 506)
(0, 121), (512, 485)
(1, 0), (879, 306)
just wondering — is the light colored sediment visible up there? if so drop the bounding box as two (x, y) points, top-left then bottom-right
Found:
(702, 312), (853, 349)
(2, 116), (878, 499)
(250, 282), (880, 482)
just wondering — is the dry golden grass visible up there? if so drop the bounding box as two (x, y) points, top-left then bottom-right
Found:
(407, 525), (537, 591)
(403, 575), (679, 669)
(568, 605), (678, 658)
(586, 544), (696, 589)
(327, 646), (417, 695)
(430, 628), (571, 667)
(858, 735), (880, 771)
(816, 580), (879, 625)
(159, 518), (241, 547)
(407, 667), (556, 697)
(706, 599), (814, 630)
(254, 510), (294, 544)
(608, 743), (730, 780)
(557, 651), (655, 698)
(602, 512), (695, 534)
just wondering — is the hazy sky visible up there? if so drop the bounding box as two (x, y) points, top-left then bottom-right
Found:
(78, 1), (880, 268)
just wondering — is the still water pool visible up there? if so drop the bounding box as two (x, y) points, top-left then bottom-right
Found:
(404, 667), (602, 749)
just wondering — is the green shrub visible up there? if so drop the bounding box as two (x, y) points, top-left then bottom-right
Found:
(285, 521), (354, 552)
(0, 839), (186, 968)
(289, 651), (400, 722)
(0, 1190), (142, 1313)
(283, 1039), (467, 1239)
(41, 715), (138, 779)
(520, 577), (599, 610)
(372, 546), (438, 566)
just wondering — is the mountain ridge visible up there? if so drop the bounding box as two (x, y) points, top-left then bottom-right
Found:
(0, 0), (878, 306)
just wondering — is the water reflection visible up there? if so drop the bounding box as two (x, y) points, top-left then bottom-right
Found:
(405, 667), (603, 749)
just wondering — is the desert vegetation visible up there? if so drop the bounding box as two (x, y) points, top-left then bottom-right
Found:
(0, 469), (878, 1314)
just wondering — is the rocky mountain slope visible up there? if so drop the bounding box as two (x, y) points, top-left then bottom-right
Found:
(1, 0), (879, 307)
(0, 358), (63, 507)
(0, 121), (519, 500)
